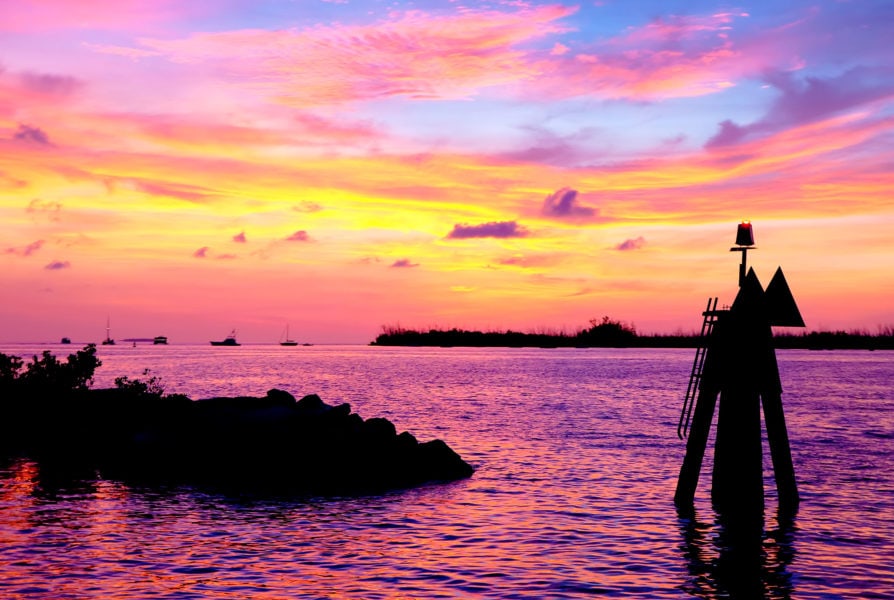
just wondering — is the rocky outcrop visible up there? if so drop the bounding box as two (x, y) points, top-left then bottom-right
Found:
(0, 388), (474, 494)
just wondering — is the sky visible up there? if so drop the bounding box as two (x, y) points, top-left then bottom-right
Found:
(1, 0), (893, 344)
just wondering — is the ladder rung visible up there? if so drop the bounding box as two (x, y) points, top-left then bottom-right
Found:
(677, 296), (718, 439)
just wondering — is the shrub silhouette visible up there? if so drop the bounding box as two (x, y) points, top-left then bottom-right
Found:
(0, 344), (101, 399)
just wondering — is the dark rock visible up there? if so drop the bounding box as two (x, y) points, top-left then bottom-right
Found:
(0, 387), (474, 495)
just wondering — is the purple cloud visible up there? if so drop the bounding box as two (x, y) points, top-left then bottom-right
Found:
(541, 188), (597, 219)
(706, 66), (894, 148)
(13, 124), (51, 145)
(232, 231), (247, 243)
(216, 254), (237, 260)
(193, 246), (210, 258)
(615, 236), (646, 251)
(286, 230), (310, 242)
(44, 260), (70, 270)
(390, 258), (419, 268)
(447, 221), (529, 239)
(5, 240), (45, 256)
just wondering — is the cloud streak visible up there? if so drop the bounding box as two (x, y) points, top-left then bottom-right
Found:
(447, 221), (529, 239)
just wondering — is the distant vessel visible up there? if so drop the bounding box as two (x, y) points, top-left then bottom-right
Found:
(102, 318), (115, 345)
(280, 325), (298, 346)
(153, 336), (168, 345)
(60, 337), (71, 344)
(210, 329), (240, 346)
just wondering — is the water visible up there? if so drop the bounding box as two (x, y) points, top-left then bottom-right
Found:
(1, 344), (892, 598)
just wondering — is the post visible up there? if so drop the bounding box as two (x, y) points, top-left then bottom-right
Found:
(675, 222), (801, 519)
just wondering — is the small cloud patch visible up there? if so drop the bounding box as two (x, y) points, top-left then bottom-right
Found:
(194, 246), (210, 258)
(615, 236), (646, 251)
(390, 259), (419, 268)
(286, 230), (310, 242)
(44, 260), (70, 270)
(232, 231), (247, 243)
(13, 124), (52, 145)
(447, 221), (528, 239)
(541, 188), (596, 219)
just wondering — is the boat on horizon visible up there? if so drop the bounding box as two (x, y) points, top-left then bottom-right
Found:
(153, 336), (168, 345)
(210, 329), (240, 346)
(60, 337), (71, 344)
(280, 324), (299, 346)
(102, 318), (115, 345)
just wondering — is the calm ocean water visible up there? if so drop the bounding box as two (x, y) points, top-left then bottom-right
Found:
(1, 344), (892, 599)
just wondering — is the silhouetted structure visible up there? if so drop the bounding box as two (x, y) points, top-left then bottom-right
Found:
(675, 222), (803, 519)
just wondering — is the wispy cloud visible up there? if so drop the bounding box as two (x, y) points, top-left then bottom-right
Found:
(706, 67), (894, 148)
(447, 221), (529, 239)
(497, 253), (561, 268)
(130, 179), (218, 203)
(531, 11), (757, 100)
(111, 6), (575, 105)
(5, 240), (45, 256)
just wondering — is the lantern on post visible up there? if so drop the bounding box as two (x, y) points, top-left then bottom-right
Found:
(730, 221), (755, 287)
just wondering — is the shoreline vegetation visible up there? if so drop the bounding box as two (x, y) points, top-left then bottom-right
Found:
(370, 317), (894, 350)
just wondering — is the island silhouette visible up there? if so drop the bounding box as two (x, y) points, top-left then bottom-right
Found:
(370, 318), (894, 350)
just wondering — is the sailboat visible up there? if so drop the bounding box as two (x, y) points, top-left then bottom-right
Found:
(102, 317), (115, 345)
(280, 324), (299, 346)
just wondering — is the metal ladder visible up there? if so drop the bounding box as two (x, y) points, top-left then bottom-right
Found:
(677, 297), (719, 440)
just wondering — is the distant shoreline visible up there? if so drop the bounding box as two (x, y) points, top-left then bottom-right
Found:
(370, 324), (894, 350)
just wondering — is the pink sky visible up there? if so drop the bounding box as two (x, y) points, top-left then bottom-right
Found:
(2, 0), (893, 344)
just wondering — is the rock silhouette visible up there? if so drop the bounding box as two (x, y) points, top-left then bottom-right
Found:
(1, 386), (474, 494)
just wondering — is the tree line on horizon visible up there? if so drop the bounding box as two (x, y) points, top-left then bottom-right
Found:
(371, 318), (894, 350)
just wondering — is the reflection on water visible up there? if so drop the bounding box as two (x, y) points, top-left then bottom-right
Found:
(1, 346), (892, 598)
(677, 506), (797, 599)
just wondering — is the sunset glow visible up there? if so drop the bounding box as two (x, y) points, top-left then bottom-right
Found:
(2, 0), (893, 343)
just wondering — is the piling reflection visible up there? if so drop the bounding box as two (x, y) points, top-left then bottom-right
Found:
(677, 506), (796, 599)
